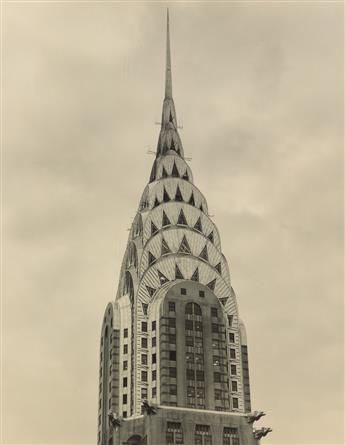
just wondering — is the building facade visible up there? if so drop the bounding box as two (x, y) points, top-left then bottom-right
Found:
(97, 12), (269, 445)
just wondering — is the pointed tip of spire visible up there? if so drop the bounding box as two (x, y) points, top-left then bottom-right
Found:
(165, 7), (172, 99)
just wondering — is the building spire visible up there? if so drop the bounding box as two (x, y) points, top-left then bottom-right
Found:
(165, 8), (172, 99)
(154, 9), (184, 159)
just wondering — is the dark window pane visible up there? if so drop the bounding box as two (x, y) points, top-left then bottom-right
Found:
(169, 367), (177, 377)
(185, 320), (193, 330)
(186, 336), (194, 346)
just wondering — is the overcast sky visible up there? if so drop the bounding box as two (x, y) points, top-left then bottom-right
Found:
(3, 2), (344, 444)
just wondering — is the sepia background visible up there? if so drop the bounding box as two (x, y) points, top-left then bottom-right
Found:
(2, 2), (344, 444)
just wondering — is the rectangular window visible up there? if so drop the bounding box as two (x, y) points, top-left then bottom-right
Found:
(195, 353), (203, 363)
(231, 365), (237, 375)
(214, 372), (221, 382)
(123, 394), (127, 404)
(230, 348), (236, 359)
(123, 377), (128, 387)
(123, 411), (127, 418)
(181, 288), (187, 295)
(196, 388), (205, 398)
(168, 318), (176, 328)
(223, 428), (239, 445)
(142, 303), (148, 315)
(199, 290), (205, 298)
(185, 319), (193, 330)
(231, 380), (238, 392)
(152, 387), (157, 397)
(152, 321), (156, 331)
(168, 334), (176, 344)
(169, 301), (176, 312)
(211, 307), (218, 317)
(141, 354), (148, 365)
(123, 361), (128, 371)
(228, 315), (233, 327)
(123, 344), (128, 354)
(169, 384), (177, 395)
(186, 369), (195, 380)
(141, 370), (148, 382)
(187, 386), (195, 397)
(213, 356), (220, 366)
(195, 321), (202, 331)
(124, 328), (128, 338)
(211, 323), (219, 333)
(152, 337), (157, 347)
(229, 333), (235, 343)
(152, 370), (157, 380)
(167, 422), (183, 445)
(142, 321), (148, 332)
(169, 367), (177, 378)
(141, 337), (148, 348)
(141, 387), (148, 399)
(152, 353), (157, 364)
(215, 389), (222, 400)
(195, 425), (211, 445)
(233, 397), (239, 409)
(186, 336), (194, 346)
(186, 352), (194, 362)
(169, 350), (176, 361)
(195, 337), (203, 348)
(196, 370), (204, 381)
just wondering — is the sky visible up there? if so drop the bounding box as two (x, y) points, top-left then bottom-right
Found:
(2, 2), (344, 444)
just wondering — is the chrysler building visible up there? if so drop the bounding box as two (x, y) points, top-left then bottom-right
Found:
(97, 11), (270, 445)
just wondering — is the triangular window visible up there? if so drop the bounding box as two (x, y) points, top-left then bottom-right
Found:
(153, 197), (160, 208)
(151, 221), (159, 236)
(177, 209), (187, 226)
(215, 262), (222, 275)
(146, 286), (156, 298)
(182, 170), (189, 181)
(170, 138), (176, 151)
(175, 264), (184, 279)
(162, 167), (169, 178)
(169, 111), (174, 123)
(175, 185), (183, 202)
(199, 245), (208, 261)
(194, 217), (202, 233)
(219, 297), (228, 306)
(162, 211), (171, 227)
(149, 161), (157, 183)
(191, 267), (199, 282)
(161, 238), (171, 256)
(142, 303), (148, 314)
(157, 270), (169, 285)
(200, 204), (204, 212)
(163, 187), (171, 203)
(172, 162), (179, 178)
(206, 279), (216, 291)
(178, 235), (191, 254)
(189, 192), (195, 206)
(148, 252), (156, 266)
(207, 231), (214, 243)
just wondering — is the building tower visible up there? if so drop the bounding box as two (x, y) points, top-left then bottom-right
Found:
(97, 11), (270, 445)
